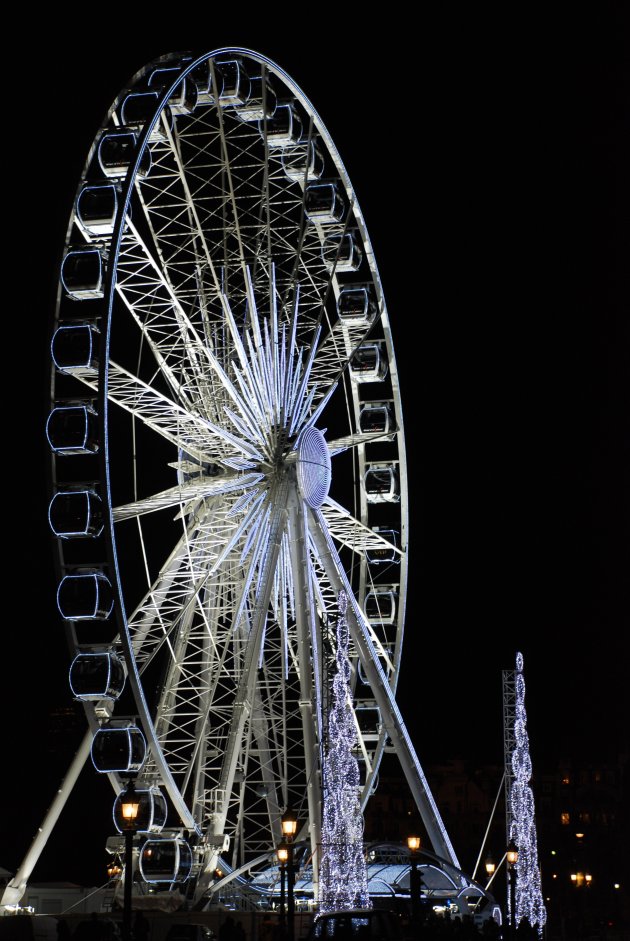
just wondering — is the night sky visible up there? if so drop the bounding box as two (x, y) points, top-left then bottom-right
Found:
(2, 12), (628, 889)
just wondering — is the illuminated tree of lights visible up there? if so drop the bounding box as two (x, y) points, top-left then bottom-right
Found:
(509, 651), (547, 935)
(319, 591), (371, 912)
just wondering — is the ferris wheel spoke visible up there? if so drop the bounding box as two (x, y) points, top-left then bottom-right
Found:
(320, 497), (403, 560)
(128, 482), (270, 675)
(286, 493), (324, 873)
(98, 362), (237, 464)
(137, 112), (224, 311)
(208, 60), (249, 286)
(124, 521), (207, 666)
(308, 506), (461, 870)
(112, 471), (264, 521)
(211, 480), (289, 845)
(327, 430), (396, 453)
(116, 220), (215, 406)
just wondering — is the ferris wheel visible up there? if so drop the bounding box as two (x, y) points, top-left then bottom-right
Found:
(45, 48), (458, 901)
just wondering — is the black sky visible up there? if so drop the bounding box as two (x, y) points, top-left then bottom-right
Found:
(2, 11), (628, 886)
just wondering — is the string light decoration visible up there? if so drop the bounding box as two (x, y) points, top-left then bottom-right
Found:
(509, 652), (547, 935)
(319, 591), (371, 912)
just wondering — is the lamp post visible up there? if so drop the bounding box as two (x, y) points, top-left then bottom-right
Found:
(281, 808), (298, 941)
(506, 840), (518, 941)
(120, 779), (140, 941)
(407, 835), (422, 927)
(277, 843), (289, 936)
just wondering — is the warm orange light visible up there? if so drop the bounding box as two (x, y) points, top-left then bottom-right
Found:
(277, 843), (289, 864)
(407, 835), (421, 853)
(121, 800), (140, 821)
(575, 832), (585, 839)
(485, 858), (496, 876)
(506, 841), (518, 866)
(561, 812), (570, 825)
(121, 780), (140, 830)
(585, 874), (592, 885)
(281, 808), (298, 839)
(570, 874), (577, 882)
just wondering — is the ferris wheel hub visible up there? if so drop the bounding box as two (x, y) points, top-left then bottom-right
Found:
(296, 426), (331, 508)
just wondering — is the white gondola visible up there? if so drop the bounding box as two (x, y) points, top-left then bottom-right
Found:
(262, 103), (302, 147)
(139, 838), (193, 883)
(98, 129), (152, 180)
(49, 490), (103, 539)
(359, 402), (393, 435)
(234, 74), (277, 122)
(283, 140), (324, 182)
(46, 404), (98, 455)
(321, 232), (363, 272)
(365, 527), (400, 565)
(211, 59), (250, 106)
(337, 285), (377, 326)
(364, 464), (400, 503)
(147, 68), (198, 115)
(69, 651), (125, 701)
(51, 324), (99, 376)
(349, 343), (389, 383)
(91, 724), (146, 774)
(57, 572), (114, 621)
(365, 588), (397, 624)
(61, 249), (105, 300)
(76, 185), (118, 238)
(305, 181), (346, 224)
(113, 786), (167, 834)
(119, 92), (172, 142)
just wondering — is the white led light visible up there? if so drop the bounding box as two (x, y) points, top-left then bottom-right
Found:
(509, 652), (547, 934)
(319, 591), (371, 913)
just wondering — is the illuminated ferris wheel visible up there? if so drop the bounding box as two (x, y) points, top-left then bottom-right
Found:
(45, 48), (458, 901)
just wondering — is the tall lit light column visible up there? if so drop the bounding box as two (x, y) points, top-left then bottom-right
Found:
(120, 779), (140, 941)
(407, 835), (422, 926)
(277, 843), (289, 934)
(282, 808), (298, 941)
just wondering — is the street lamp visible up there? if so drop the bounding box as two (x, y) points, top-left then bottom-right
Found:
(281, 807), (298, 840)
(507, 840), (518, 940)
(119, 779), (140, 941)
(281, 809), (298, 941)
(277, 843), (289, 935)
(407, 835), (422, 926)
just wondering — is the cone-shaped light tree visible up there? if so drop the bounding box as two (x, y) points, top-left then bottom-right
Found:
(509, 651), (547, 935)
(319, 591), (371, 912)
